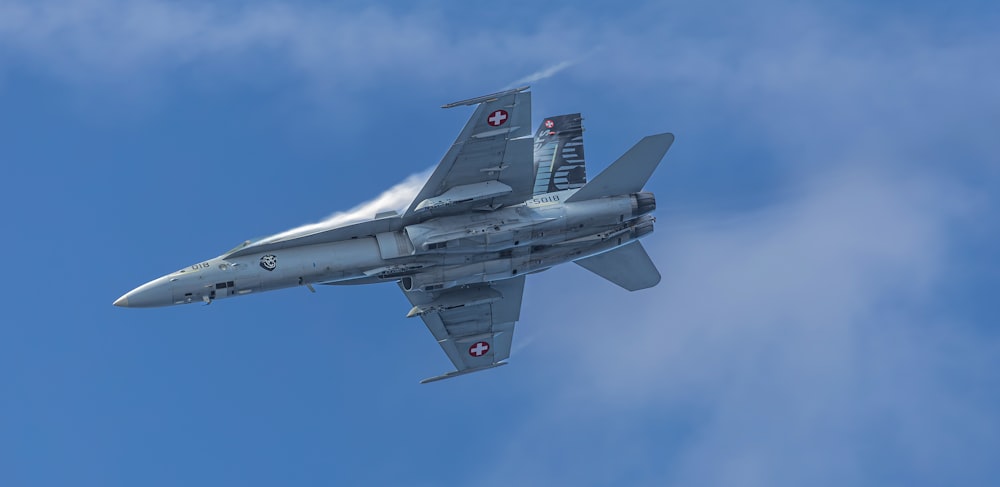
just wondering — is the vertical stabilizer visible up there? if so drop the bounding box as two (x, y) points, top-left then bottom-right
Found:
(533, 114), (588, 195)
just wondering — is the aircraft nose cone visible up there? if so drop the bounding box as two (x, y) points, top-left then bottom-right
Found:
(114, 275), (174, 308)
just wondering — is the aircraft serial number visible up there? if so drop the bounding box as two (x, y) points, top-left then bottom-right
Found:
(191, 262), (211, 270)
(531, 195), (560, 204)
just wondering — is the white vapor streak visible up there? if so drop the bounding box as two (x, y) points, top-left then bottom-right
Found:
(509, 60), (577, 87)
(256, 169), (431, 244)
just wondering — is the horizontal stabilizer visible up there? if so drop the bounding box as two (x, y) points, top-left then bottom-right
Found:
(565, 133), (673, 202)
(575, 241), (661, 291)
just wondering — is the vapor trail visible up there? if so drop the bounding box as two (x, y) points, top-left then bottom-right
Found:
(509, 60), (577, 87)
(256, 168), (432, 244)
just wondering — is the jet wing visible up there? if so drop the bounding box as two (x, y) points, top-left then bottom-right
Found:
(402, 87), (534, 221)
(400, 276), (526, 383)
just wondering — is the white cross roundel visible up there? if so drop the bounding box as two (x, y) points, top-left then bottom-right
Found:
(469, 341), (490, 357)
(544, 119), (554, 128)
(487, 110), (508, 127)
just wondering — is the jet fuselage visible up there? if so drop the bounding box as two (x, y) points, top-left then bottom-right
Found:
(114, 190), (655, 308)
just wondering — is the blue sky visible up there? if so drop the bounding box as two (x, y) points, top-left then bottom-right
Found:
(1, 1), (998, 485)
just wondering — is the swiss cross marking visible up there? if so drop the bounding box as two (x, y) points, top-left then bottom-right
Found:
(469, 341), (490, 357)
(544, 119), (554, 129)
(487, 110), (508, 127)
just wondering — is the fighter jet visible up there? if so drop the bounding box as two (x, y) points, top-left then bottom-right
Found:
(114, 86), (673, 383)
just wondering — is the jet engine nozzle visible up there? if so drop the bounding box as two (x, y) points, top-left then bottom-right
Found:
(633, 192), (656, 216)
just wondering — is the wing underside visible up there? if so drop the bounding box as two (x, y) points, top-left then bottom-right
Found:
(400, 276), (526, 383)
(403, 87), (533, 221)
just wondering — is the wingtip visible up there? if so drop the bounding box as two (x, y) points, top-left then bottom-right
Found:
(419, 362), (508, 384)
(646, 132), (675, 144)
(440, 86), (531, 109)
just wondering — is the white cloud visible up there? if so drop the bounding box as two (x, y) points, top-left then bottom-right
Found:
(564, 5), (1000, 174)
(495, 167), (995, 486)
(2, 0), (995, 170)
(4, 2), (996, 484)
(0, 0), (581, 93)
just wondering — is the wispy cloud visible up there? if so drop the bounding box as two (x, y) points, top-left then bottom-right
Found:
(4, 0), (994, 162)
(486, 4), (996, 485)
(5, 2), (997, 485)
(0, 0), (584, 94)
(498, 167), (993, 486)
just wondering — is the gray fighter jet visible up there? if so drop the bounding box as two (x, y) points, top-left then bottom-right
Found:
(114, 87), (673, 383)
